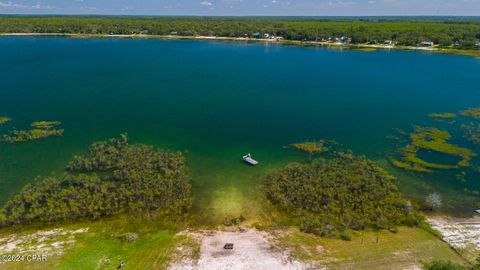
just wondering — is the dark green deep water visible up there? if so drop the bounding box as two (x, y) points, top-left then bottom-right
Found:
(0, 37), (479, 223)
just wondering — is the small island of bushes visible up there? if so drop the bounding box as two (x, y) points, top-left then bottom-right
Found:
(0, 134), (192, 225)
(265, 152), (421, 237)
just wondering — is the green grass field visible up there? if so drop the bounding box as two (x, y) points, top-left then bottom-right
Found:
(276, 227), (469, 270)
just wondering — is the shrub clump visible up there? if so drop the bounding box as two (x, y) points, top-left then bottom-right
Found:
(265, 152), (419, 236)
(119, 232), (139, 242)
(0, 134), (192, 225)
(422, 260), (467, 270)
(1, 174), (119, 223)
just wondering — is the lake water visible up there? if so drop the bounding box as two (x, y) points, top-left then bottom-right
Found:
(0, 37), (479, 223)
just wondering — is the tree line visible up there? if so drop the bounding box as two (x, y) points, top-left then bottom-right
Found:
(0, 16), (479, 48)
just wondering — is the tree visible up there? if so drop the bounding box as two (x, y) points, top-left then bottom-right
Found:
(426, 193), (443, 210)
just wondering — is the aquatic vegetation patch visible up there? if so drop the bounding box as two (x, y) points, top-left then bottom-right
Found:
(461, 123), (480, 145)
(460, 108), (480, 119)
(0, 116), (11, 125)
(2, 128), (64, 143)
(0, 134), (192, 225)
(290, 141), (329, 155)
(30, 121), (62, 129)
(429, 113), (456, 119)
(265, 152), (420, 236)
(389, 158), (433, 173)
(2, 120), (64, 143)
(391, 126), (475, 173)
(352, 47), (377, 52)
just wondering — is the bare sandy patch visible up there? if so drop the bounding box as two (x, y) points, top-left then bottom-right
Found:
(0, 227), (88, 260)
(428, 216), (480, 249)
(169, 228), (319, 270)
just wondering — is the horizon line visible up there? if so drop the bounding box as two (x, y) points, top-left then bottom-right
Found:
(1, 14), (480, 18)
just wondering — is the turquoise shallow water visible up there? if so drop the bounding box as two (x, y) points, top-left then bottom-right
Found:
(0, 37), (479, 222)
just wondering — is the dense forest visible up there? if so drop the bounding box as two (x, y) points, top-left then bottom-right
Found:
(0, 16), (479, 48)
(0, 134), (192, 225)
(265, 152), (421, 237)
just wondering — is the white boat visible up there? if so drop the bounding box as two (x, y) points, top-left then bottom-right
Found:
(243, 153), (258, 166)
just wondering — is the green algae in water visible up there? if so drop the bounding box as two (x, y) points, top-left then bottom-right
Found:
(389, 158), (433, 173)
(290, 141), (329, 155)
(2, 120), (64, 143)
(2, 129), (64, 143)
(30, 121), (62, 129)
(461, 123), (480, 145)
(391, 126), (475, 173)
(429, 113), (456, 119)
(0, 116), (11, 125)
(460, 108), (480, 119)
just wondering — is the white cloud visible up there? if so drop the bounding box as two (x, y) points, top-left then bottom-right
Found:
(0, 1), (27, 8)
(0, 1), (57, 10)
(200, 1), (213, 6)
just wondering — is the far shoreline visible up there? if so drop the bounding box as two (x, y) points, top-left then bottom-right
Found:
(2, 32), (480, 58)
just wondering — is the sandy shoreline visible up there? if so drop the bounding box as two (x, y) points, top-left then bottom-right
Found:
(2, 32), (479, 57)
(427, 215), (480, 249)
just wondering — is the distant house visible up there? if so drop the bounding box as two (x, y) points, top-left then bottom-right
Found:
(475, 41), (480, 48)
(420, 41), (434, 47)
(340, 36), (352, 44)
(452, 41), (460, 46)
(368, 40), (377, 44)
(252, 32), (260, 38)
(383, 40), (392, 45)
(170, 31), (178, 35)
(262, 33), (282, 40)
(140, 29), (149, 35)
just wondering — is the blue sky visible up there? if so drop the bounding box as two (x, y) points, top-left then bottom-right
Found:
(0, 0), (479, 16)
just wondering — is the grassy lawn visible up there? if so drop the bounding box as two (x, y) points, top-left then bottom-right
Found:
(0, 214), (195, 270)
(276, 227), (468, 270)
